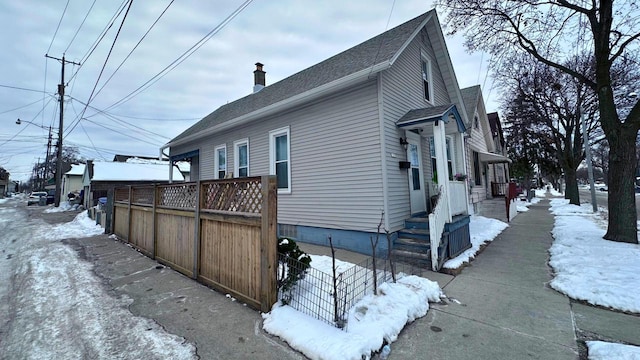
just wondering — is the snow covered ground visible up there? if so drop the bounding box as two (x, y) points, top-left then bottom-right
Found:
(443, 215), (508, 269)
(0, 199), (196, 359)
(263, 255), (442, 360)
(548, 198), (640, 359)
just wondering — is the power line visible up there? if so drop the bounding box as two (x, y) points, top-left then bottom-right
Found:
(0, 97), (55, 149)
(66, 0), (134, 137)
(46, 0), (70, 54)
(0, 98), (46, 115)
(0, 84), (49, 94)
(65, 0), (97, 53)
(104, 0), (254, 112)
(91, 0), (175, 102)
(68, 96), (170, 141)
(66, 0), (129, 84)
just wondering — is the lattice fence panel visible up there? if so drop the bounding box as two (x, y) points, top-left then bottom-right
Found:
(131, 186), (154, 205)
(157, 183), (197, 209)
(201, 178), (262, 213)
(115, 188), (129, 202)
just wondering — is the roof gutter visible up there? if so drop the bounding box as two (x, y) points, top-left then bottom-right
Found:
(162, 61), (392, 150)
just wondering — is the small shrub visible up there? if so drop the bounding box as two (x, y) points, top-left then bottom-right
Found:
(277, 238), (312, 305)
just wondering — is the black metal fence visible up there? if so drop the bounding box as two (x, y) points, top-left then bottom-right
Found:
(277, 254), (429, 330)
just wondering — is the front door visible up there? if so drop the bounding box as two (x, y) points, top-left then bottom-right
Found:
(407, 132), (426, 214)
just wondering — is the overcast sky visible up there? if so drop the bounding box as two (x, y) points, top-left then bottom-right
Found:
(0, 0), (497, 182)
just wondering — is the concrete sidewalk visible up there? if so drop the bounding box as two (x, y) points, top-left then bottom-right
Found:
(64, 199), (640, 359)
(387, 199), (640, 359)
(65, 235), (304, 360)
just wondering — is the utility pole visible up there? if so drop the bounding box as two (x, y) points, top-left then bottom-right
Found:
(46, 54), (80, 206)
(45, 126), (52, 183)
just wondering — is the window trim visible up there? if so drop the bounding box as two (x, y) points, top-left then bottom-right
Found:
(269, 126), (291, 194)
(233, 138), (249, 178)
(421, 52), (434, 104)
(214, 144), (226, 179)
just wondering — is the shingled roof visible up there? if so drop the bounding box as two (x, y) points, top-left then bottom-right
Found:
(459, 85), (481, 127)
(169, 10), (434, 145)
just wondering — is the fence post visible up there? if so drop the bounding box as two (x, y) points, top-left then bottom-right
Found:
(192, 181), (201, 280)
(151, 184), (157, 259)
(127, 185), (132, 241)
(260, 175), (277, 312)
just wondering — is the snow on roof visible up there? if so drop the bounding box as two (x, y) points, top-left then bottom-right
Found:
(65, 164), (86, 176)
(91, 161), (184, 182)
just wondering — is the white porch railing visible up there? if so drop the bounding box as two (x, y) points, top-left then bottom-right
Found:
(428, 186), (449, 271)
(448, 181), (467, 216)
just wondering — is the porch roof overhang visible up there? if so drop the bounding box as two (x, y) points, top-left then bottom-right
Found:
(476, 150), (512, 164)
(396, 104), (466, 133)
(170, 149), (199, 162)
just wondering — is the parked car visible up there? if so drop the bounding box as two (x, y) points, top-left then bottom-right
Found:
(27, 191), (47, 206)
(46, 190), (55, 204)
(594, 183), (608, 191)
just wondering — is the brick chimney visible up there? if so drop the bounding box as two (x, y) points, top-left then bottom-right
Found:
(253, 62), (265, 93)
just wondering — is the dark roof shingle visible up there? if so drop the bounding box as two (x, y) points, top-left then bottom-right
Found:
(170, 11), (433, 144)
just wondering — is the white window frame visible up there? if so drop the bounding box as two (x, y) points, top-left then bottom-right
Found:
(421, 52), (434, 104)
(214, 144), (226, 179)
(233, 138), (249, 178)
(430, 135), (455, 181)
(269, 126), (291, 194)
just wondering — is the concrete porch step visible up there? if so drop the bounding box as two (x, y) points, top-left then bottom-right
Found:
(404, 217), (429, 230)
(397, 228), (430, 241)
(394, 237), (431, 254)
(391, 249), (432, 268)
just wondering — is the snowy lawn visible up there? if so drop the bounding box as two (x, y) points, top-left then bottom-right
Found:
(443, 215), (508, 269)
(263, 255), (443, 360)
(549, 199), (640, 313)
(517, 196), (541, 212)
(587, 341), (640, 360)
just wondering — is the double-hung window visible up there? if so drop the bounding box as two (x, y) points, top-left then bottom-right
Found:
(234, 139), (249, 177)
(269, 127), (291, 193)
(421, 54), (433, 103)
(214, 145), (226, 179)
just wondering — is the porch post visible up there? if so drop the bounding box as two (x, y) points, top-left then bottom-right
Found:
(432, 120), (452, 222)
(459, 132), (470, 215)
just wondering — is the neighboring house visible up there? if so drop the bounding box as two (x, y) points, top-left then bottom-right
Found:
(487, 112), (510, 192)
(163, 10), (472, 264)
(82, 160), (184, 208)
(460, 86), (511, 213)
(62, 164), (85, 198)
(0, 169), (8, 197)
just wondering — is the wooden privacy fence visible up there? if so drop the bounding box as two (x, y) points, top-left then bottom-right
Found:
(112, 176), (277, 312)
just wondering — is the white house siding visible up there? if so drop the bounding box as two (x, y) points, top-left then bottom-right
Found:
(171, 79), (384, 233)
(466, 106), (490, 204)
(380, 28), (452, 231)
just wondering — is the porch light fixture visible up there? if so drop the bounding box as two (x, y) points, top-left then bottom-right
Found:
(399, 137), (409, 150)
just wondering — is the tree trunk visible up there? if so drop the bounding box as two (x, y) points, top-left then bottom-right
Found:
(604, 131), (638, 243)
(564, 167), (580, 205)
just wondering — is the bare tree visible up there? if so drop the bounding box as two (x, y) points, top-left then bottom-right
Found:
(438, 0), (640, 243)
(497, 53), (601, 204)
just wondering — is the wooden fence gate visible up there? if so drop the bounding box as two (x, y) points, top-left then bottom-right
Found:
(112, 176), (277, 312)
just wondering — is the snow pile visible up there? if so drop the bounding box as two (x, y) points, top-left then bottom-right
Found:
(549, 199), (640, 313)
(549, 188), (563, 196)
(34, 211), (105, 240)
(263, 255), (443, 360)
(443, 216), (508, 269)
(587, 341), (640, 359)
(44, 201), (75, 213)
(0, 198), (9, 205)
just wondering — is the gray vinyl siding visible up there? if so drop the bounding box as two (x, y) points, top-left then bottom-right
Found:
(170, 79), (384, 232)
(380, 28), (452, 231)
